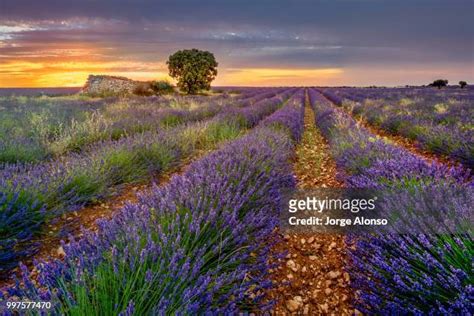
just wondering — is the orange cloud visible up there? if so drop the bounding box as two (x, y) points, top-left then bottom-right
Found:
(0, 60), (171, 87)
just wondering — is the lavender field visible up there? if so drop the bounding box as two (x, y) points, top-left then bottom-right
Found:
(318, 86), (474, 170)
(0, 87), (472, 314)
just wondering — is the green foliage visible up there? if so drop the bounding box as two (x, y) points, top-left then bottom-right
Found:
(133, 81), (174, 96)
(49, 111), (111, 155)
(167, 49), (218, 94)
(160, 114), (183, 127)
(405, 125), (429, 140)
(136, 142), (177, 173)
(58, 171), (106, 205)
(459, 81), (467, 88)
(423, 133), (458, 154)
(0, 94), (225, 163)
(199, 121), (241, 148)
(150, 80), (175, 95)
(0, 140), (47, 163)
(86, 89), (129, 98)
(100, 149), (142, 185)
(178, 121), (241, 151)
(0, 189), (45, 239)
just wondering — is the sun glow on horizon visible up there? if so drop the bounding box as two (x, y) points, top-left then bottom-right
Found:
(216, 67), (344, 86)
(0, 60), (172, 87)
(0, 58), (345, 87)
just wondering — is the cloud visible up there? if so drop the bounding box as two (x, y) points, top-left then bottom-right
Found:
(0, 0), (473, 86)
(0, 60), (169, 87)
(217, 68), (343, 86)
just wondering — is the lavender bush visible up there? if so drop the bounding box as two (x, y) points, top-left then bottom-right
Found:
(0, 89), (295, 278)
(318, 87), (474, 171)
(0, 89), (279, 164)
(260, 89), (305, 142)
(309, 88), (473, 314)
(2, 92), (304, 314)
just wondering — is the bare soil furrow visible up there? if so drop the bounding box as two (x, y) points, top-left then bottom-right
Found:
(268, 92), (356, 315)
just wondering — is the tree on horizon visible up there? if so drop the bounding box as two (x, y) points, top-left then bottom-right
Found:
(167, 49), (218, 94)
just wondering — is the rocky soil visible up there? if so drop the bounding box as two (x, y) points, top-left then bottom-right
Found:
(267, 97), (358, 315)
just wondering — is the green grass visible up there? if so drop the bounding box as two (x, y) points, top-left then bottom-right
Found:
(179, 120), (242, 152)
(0, 94), (222, 164)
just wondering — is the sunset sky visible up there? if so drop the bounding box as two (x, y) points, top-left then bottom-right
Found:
(1, 0), (473, 87)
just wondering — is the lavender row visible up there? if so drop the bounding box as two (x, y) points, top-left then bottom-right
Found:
(318, 87), (474, 171)
(309, 89), (473, 314)
(259, 89), (305, 142)
(0, 88), (278, 165)
(216, 88), (298, 129)
(237, 88), (287, 108)
(319, 86), (474, 104)
(2, 90), (306, 314)
(0, 89), (296, 276)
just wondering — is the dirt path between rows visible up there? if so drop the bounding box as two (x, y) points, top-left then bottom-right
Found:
(267, 93), (357, 315)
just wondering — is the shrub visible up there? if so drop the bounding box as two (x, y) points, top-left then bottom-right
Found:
(0, 188), (45, 273)
(150, 80), (175, 95)
(133, 81), (174, 96)
(133, 82), (154, 96)
(0, 139), (47, 163)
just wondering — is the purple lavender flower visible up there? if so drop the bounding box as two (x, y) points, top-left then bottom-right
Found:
(309, 88), (473, 314)
(2, 89), (304, 313)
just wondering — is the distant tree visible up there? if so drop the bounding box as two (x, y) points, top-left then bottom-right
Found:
(167, 49), (218, 94)
(459, 81), (467, 89)
(429, 79), (448, 89)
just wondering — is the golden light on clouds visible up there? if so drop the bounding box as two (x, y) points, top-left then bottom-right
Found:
(216, 67), (344, 86)
(36, 71), (171, 87)
(0, 61), (44, 72)
(0, 58), (344, 87)
(0, 60), (171, 87)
